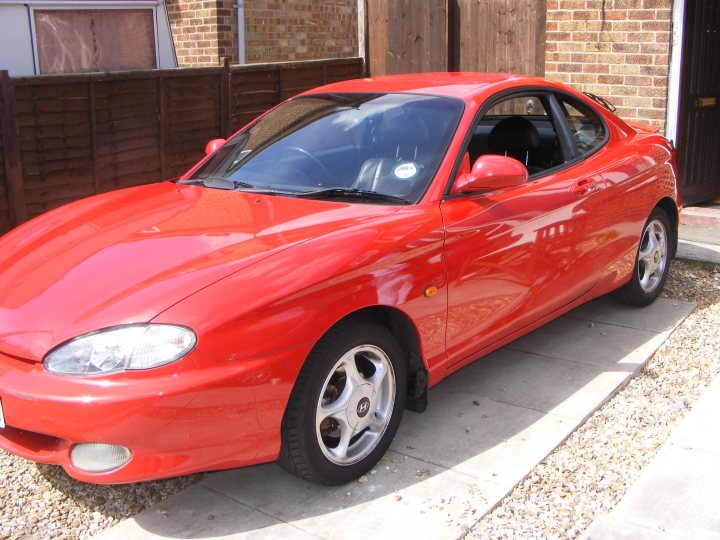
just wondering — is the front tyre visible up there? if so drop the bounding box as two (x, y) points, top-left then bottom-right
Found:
(612, 207), (672, 306)
(278, 319), (407, 485)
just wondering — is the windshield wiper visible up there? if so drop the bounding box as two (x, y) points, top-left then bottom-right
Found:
(177, 177), (255, 190)
(296, 188), (410, 205)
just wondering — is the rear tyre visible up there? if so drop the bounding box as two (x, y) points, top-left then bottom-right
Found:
(278, 319), (406, 485)
(612, 207), (672, 306)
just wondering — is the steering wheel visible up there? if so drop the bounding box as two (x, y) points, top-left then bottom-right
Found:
(284, 146), (333, 182)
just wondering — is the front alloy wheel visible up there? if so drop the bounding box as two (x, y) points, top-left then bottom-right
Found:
(279, 319), (406, 485)
(316, 345), (396, 465)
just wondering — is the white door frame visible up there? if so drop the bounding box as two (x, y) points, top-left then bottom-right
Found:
(665, 0), (686, 145)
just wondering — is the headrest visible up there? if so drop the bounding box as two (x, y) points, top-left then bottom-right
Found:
(382, 115), (430, 148)
(488, 116), (541, 152)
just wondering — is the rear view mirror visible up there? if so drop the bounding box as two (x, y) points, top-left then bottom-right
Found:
(452, 155), (528, 194)
(204, 138), (226, 156)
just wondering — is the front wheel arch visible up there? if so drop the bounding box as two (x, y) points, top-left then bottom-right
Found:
(278, 318), (407, 484)
(318, 306), (428, 412)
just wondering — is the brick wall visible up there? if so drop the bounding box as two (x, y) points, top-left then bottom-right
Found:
(166, 0), (238, 66)
(244, 0), (357, 63)
(166, 0), (357, 67)
(545, 0), (672, 131)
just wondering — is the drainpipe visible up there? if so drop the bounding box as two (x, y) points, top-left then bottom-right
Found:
(236, 0), (245, 64)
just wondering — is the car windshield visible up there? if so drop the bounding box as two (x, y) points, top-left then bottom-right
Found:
(188, 93), (464, 204)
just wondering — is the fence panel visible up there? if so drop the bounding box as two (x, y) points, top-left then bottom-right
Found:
(368, 0), (449, 76)
(14, 81), (93, 220)
(0, 57), (364, 235)
(94, 77), (161, 193)
(164, 72), (223, 179)
(454, 0), (546, 75)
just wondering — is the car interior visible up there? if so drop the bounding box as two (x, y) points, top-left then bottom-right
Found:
(208, 92), (606, 201)
(467, 95), (566, 177)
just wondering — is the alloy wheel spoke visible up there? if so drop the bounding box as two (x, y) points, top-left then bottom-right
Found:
(341, 353), (367, 389)
(368, 412), (387, 433)
(368, 360), (387, 394)
(328, 417), (355, 461)
(639, 233), (656, 262)
(318, 387), (352, 426)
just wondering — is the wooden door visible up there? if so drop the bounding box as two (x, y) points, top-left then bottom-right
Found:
(676, 0), (720, 204)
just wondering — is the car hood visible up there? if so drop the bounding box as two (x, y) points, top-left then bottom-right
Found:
(0, 182), (400, 361)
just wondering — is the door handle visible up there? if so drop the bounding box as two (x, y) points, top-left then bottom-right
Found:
(571, 178), (597, 196)
(697, 96), (716, 108)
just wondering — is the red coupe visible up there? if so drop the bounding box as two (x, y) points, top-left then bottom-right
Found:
(0, 73), (680, 485)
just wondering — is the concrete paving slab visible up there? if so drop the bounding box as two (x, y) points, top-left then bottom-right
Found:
(506, 316), (667, 369)
(200, 452), (506, 540)
(98, 483), (318, 540)
(585, 516), (672, 540)
(566, 296), (695, 333)
(393, 387), (577, 486)
(584, 445), (720, 540)
(671, 378), (720, 454)
(677, 239), (720, 265)
(439, 347), (633, 420)
(96, 296), (694, 540)
(584, 377), (720, 540)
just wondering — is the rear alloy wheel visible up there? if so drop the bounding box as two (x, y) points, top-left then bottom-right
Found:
(278, 320), (406, 485)
(612, 207), (672, 306)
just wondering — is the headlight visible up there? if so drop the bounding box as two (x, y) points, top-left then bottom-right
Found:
(44, 324), (196, 376)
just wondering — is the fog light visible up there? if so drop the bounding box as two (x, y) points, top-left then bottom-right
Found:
(70, 443), (131, 472)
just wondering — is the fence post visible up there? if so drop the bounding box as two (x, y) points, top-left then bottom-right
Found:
(0, 71), (27, 226)
(220, 57), (231, 138)
(88, 78), (101, 194)
(158, 75), (168, 179)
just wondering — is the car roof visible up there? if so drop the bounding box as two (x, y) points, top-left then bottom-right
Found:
(304, 72), (562, 101)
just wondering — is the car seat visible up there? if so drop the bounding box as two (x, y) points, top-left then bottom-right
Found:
(487, 116), (542, 173)
(353, 114), (430, 197)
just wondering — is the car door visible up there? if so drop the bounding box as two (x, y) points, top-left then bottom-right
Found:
(440, 92), (610, 368)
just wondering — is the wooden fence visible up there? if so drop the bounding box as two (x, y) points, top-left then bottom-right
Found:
(0, 57), (364, 234)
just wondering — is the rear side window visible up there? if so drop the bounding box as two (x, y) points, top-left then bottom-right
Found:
(557, 96), (606, 156)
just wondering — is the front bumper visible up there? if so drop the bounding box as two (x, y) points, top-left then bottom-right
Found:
(0, 346), (304, 483)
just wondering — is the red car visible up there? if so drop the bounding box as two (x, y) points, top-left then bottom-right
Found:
(0, 73), (679, 485)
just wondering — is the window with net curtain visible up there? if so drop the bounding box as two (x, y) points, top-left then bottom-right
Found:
(34, 10), (156, 74)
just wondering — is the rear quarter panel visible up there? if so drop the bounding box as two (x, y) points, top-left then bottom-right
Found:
(591, 118), (680, 291)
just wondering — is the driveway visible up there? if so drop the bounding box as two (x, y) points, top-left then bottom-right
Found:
(98, 296), (694, 540)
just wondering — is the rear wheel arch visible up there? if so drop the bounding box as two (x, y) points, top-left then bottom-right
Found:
(655, 197), (679, 258)
(612, 206), (672, 306)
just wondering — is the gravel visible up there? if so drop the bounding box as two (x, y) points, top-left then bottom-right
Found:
(0, 460), (202, 540)
(1, 260), (717, 539)
(469, 259), (720, 539)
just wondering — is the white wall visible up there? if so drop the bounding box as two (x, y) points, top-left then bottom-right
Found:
(0, 5), (37, 76)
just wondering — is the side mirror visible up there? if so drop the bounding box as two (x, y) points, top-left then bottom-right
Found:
(451, 155), (528, 194)
(204, 138), (226, 156)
